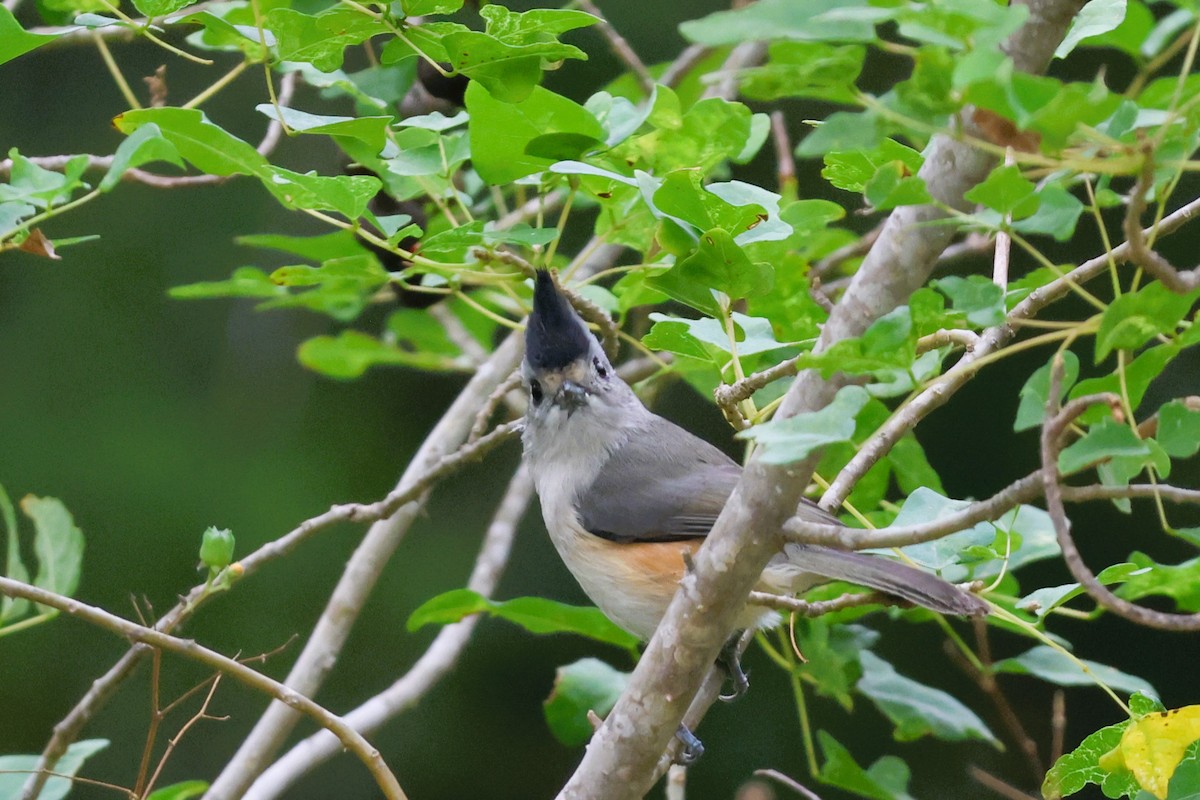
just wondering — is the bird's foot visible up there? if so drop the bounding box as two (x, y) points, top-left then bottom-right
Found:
(674, 724), (704, 765)
(717, 634), (750, 702)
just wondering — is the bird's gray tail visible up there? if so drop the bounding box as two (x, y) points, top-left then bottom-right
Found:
(771, 543), (989, 617)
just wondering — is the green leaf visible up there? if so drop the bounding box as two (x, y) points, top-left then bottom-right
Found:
(886, 435), (945, 496)
(816, 730), (913, 800)
(964, 164), (1039, 219)
(739, 386), (870, 465)
(466, 82), (604, 184)
(1071, 343), (1181, 425)
(22, 495), (84, 598)
(440, 7), (595, 103)
(1017, 562), (1142, 620)
(543, 658), (629, 746)
(738, 41), (866, 104)
(100, 123), (184, 192)
(1043, 697), (1158, 799)
(398, 0), (463, 15)
(237, 231), (369, 262)
(406, 588), (640, 650)
(0, 739), (109, 800)
(0, 7), (63, 66)
(1015, 352), (1080, 432)
(863, 162), (932, 210)
(797, 111), (883, 157)
(265, 7), (380, 72)
(857, 651), (997, 743)
(1011, 183), (1084, 241)
(1059, 418), (1151, 476)
(298, 330), (465, 379)
(1095, 282), (1198, 362)
(1055, 0), (1129, 58)
(259, 168), (379, 219)
(1, 483), (29, 624)
(170, 267), (286, 300)
(1118, 552), (1200, 612)
(934, 275), (1005, 328)
(796, 622), (879, 709)
(1157, 400), (1200, 459)
(113, 108), (268, 177)
(677, 228), (775, 300)
(681, 0), (883, 45)
(994, 645), (1156, 697)
(0, 150), (89, 210)
(145, 781), (210, 800)
(132, 0), (195, 19)
(822, 138), (924, 193)
(254, 105), (391, 153)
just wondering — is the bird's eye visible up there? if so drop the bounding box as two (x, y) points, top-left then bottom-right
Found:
(529, 380), (544, 404)
(593, 357), (608, 379)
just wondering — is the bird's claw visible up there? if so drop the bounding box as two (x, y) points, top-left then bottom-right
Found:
(674, 724), (704, 765)
(717, 635), (750, 702)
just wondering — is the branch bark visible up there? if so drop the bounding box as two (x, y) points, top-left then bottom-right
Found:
(557, 5), (1083, 796)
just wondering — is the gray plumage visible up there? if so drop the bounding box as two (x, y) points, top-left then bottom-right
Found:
(520, 269), (987, 642)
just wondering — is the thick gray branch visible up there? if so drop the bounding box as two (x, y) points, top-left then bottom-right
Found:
(557, 3), (1084, 797)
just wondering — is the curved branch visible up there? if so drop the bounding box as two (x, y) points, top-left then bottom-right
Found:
(0, 576), (407, 800)
(1123, 152), (1200, 293)
(1040, 359), (1200, 631)
(243, 465), (535, 800)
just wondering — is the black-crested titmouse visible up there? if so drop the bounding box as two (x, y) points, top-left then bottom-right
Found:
(520, 270), (987, 723)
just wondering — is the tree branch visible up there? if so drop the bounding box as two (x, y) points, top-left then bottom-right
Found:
(557, 7), (1083, 795)
(1122, 151), (1200, 293)
(18, 415), (519, 800)
(0, 576), (407, 800)
(1040, 360), (1200, 631)
(242, 464), (535, 800)
(204, 333), (525, 800)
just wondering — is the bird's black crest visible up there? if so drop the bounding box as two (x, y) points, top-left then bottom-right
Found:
(526, 270), (593, 370)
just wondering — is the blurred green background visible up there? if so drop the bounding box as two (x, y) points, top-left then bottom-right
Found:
(3, 2), (1199, 798)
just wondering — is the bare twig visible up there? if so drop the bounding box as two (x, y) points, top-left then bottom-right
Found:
(0, 576), (407, 800)
(142, 673), (227, 797)
(243, 465), (534, 800)
(703, 41), (767, 101)
(1041, 357), (1200, 631)
(577, 0), (654, 95)
(659, 44), (711, 89)
(0, 72), (294, 189)
(770, 111), (796, 193)
(968, 765), (1039, 800)
(811, 226), (881, 280)
(1123, 152), (1200, 293)
(1050, 690), (1066, 765)
(753, 769), (825, 800)
(917, 328), (981, 354)
(747, 589), (893, 616)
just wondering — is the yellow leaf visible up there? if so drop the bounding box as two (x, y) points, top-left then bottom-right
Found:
(1101, 706), (1200, 799)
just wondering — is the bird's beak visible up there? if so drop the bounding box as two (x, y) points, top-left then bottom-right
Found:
(558, 379), (589, 410)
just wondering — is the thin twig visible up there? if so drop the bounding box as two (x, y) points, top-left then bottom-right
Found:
(747, 589), (893, 616)
(770, 111), (796, 194)
(142, 673), (227, 797)
(1040, 357), (1200, 631)
(0, 576), (407, 800)
(660, 44), (711, 89)
(753, 769), (825, 800)
(242, 465), (534, 800)
(967, 765), (1039, 800)
(577, 0), (655, 95)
